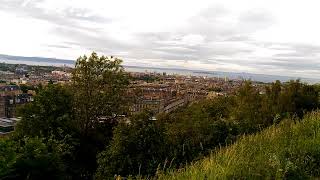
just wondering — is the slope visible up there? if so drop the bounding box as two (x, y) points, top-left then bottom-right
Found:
(158, 111), (320, 179)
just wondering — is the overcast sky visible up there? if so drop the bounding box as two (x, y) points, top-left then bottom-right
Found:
(1, 0), (320, 78)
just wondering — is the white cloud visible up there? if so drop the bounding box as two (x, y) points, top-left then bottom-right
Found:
(181, 34), (205, 46)
(0, 0), (320, 79)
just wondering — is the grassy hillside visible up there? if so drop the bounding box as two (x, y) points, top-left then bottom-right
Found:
(157, 111), (320, 179)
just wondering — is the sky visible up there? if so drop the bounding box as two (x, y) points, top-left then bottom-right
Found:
(1, 0), (320, 78)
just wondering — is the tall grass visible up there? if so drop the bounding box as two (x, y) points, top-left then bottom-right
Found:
(157, 111), (320, 179)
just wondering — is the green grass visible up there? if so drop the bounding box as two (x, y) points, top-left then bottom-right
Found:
(157, 111), (320, 180)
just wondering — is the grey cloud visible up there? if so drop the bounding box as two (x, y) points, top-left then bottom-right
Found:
(50, 4), (277, 64)
(197, 4), (229, 21)
(258, 42), (320, 55)
(47, 44), (71, 49)
(2, 1), (319, 78)
(52, 26), (133, 53)
(239, 10), (274, 25)
(0, 0), (111, 29)
(224, 35), (252, 42)
(62, 7), (111, 23)
(237, 9), (275, 35)
(40, 3), (320, 78)
(266, 58), (320, 71)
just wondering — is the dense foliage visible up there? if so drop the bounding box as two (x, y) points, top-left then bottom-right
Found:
(71, 53), (130, 177)
(95, 80), (319, 178)
(16, 84), (74, 139)
(0, 136), (73, 180)
(2, 52), (130, 179)
(96, 112), (167, 178)
(1, 52), (319, 179)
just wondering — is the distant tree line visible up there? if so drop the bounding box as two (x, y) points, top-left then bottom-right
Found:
(0, 52), (319, 180)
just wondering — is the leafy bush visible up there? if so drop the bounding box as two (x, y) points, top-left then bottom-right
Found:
(0, 136), (72, 180)
(96, 112), (167, 179)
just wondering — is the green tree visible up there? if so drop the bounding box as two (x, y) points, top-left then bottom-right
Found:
(230, 81), (265, 133)
(159, 98), (236, 168)
(0, 136), (72, 180)
(71, 52), (130, 177)
(280, 80), (319, 118)
(72, 52), (129, 135)
(96, 111), (167, 178)
(15, 84), (74, 139)
(0, 139), (16, 178)
(19, 84), (35, 93)
(14, 52), (131, 179)
(262, 80), (282, 124)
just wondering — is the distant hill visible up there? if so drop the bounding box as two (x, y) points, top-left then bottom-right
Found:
(0, 54), (319, 83)
(125, 65), (320, 84)
(158, 111), (320, 179)
(0, 54), (75, 65)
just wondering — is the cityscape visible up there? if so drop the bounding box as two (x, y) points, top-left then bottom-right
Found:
(0, 62), (266, 136)
(2, 0), (320, 179)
